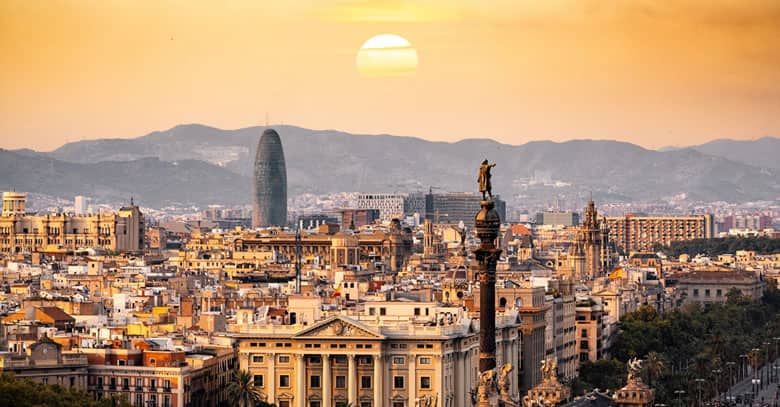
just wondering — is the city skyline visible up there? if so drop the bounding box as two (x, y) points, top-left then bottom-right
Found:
(2, 0), (779, 150)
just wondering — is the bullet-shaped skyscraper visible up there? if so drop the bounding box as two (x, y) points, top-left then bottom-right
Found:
(252, 128), (287, 228)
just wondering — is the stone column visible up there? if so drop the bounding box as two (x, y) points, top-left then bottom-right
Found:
(373, 354), (383, 407)
(475, 199), (501, 407)
(322, 355), (332, 407)
(409, 355), (417, 405)
(435, 355), (443, 407)
(455, 352), (465, 407)
(296, 354), (306, 407)
(268, 352), (276, 404)
(348, 354), (357, 405)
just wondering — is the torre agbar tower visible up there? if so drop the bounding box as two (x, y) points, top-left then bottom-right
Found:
(253, 128), (288, 228)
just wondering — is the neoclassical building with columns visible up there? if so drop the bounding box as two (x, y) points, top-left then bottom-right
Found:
(230, 312), (522, 407)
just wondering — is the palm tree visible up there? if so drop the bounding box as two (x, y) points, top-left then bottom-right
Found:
(644, 351), (665, 388)
(227, 370), (265, 407)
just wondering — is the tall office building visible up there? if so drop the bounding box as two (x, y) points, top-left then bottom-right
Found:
(252, 129), (288, 228)
(74, 195), (87, 215)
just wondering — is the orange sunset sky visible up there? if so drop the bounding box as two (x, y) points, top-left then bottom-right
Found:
(1, 0), (778, 151)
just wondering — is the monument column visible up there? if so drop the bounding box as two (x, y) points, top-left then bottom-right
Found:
(475, 160), (502, 407)
(322, 355), (332, 407)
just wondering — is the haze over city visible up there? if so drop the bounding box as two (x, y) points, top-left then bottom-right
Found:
(2, 0), (780, 150)
(1, 2), (780, 407)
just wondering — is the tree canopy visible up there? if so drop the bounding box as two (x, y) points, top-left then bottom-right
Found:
(0, 374), (131, 407)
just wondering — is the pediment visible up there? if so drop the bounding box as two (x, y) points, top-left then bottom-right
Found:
(294, 316), (384, 339)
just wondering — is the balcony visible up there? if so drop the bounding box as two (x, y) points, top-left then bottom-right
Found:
(163, 387), (171, 393)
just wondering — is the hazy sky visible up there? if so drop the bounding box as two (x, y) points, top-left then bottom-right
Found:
(1, 0), (779, 151)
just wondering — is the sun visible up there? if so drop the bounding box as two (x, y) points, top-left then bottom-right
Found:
(356, 34), (418, 77)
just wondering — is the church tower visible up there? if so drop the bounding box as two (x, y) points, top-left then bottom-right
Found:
(582, 198), (603, 278)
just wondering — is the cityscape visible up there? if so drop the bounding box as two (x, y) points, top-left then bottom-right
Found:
(2, 2), (780, 407)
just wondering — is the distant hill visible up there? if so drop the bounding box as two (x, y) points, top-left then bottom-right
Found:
(0, 149), (250, 207)
(688, 137), (780, 170)
(5, 124), (780, 208)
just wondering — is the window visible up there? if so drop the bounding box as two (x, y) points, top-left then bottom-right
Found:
(393, 376), (405, 389)
(136, 378), (143, 389)
(135, 394), (143, 406)
(361, 375), (372, 389)
(393, 402), (405, 407)
(705, 289), (711, 297)
(280, 375), (290, 387)
(380, 307), (387, 316)
(310, 402), (322, 407)
(254, 375), (264, 387)
(414, 307), (420, 316)
(421, 376), (431, 389)
(70, 377), (76, 387)
(253, 355), (264, 363)
(360, 403), (372, 407)
(122, 378), (129, 389)
(164, 380), (171, 391)
(310, 375), (321, 388)
(279, 355), (290, 363)
(279, 402), (290, 407)
(393, 356), (405, 365)
(150, 379), (157, 390)
(693, 289), (699, 297)
(163, 395), (171, 407)
(369, 308), (376, 316)
(336, 375), (346, 388)
(419, 357), (432, 365)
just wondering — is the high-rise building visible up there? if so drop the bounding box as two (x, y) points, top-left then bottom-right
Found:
(252, 128), (288, 228)
(605, 214), (714, 253)
(535, 211), (579, 226)
(356, 193), (406, 221)
(426, 192), (506, 228)
(339, 208), (380, 230)
(74, 195), (87, 215)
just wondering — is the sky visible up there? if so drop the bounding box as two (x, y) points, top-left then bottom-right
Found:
(1, 0), (779, 151)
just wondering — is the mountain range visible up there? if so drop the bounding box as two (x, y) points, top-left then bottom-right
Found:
(2, 124), (778, 208)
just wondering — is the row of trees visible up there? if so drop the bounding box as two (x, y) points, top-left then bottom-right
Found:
(655, 236), (780, 257)
(577, 282), (780, 404)
(0, 371), (277, 407)
(0, 374), (132, 407)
